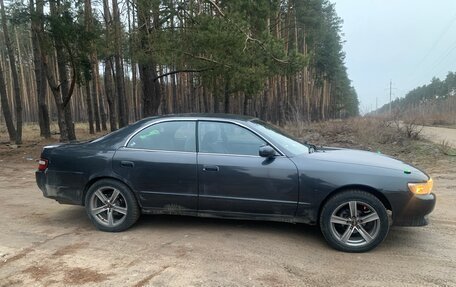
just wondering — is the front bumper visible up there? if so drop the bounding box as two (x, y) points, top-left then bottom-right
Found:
(393, 193), (436, 226)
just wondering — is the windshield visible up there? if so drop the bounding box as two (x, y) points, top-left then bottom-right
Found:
(250, 120), (309, 156)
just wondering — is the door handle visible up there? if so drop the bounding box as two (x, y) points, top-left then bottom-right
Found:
(120, 161), (135, 168)
(203, 165), (219, 172)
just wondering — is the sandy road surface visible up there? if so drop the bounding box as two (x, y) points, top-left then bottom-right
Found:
(420, 126), (456, 147)
(0, 160), (455, 287)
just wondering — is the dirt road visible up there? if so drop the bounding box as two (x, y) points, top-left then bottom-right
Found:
(1, 159), (456, 286)
(420, 125), (456, 147)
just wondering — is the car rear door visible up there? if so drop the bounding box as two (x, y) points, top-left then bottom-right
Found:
(197, 121), (299, 217)
(112, 120), (198, 213)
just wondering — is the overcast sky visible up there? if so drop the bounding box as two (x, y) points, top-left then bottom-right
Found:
(333, 0), (456, 113)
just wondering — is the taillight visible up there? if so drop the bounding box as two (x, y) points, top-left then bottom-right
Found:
(38, 159), (48, 171)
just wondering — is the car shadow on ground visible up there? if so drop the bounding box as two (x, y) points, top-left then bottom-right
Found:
(133, 214), (331, 252)
(46, 206), (323, 241)
(44, 206), (428, 252)
(138, 214), (323, 237)
(42, 206), (93, 230)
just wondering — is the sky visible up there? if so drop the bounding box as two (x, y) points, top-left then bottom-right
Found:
(332, 0), (456, 113)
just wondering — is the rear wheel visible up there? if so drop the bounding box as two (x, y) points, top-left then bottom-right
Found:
(320, 190), (389, 252)
(85, 179), (140, 232)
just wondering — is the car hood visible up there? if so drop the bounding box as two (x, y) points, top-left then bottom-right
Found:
(301, 147), (428, 176)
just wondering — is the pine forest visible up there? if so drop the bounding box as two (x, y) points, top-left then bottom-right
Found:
(0, 0), (359, 142)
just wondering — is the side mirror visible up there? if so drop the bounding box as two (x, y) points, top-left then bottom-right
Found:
(259, 145), (276, 158)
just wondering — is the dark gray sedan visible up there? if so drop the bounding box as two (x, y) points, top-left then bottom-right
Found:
(36, 114), (436, 252)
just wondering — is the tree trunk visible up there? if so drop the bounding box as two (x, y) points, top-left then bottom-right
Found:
(92, 64), (101, 132)
(139, 63), (162, 117)
(42, 54), (69, 141)
(0, 59), (17, 142)
(224, 80), (230, 113)
(102, 0), (114, 130)
(137, 0), (162, 117)
(95, 62), (107, 130)
(1, 0), (22, 144)
(127, 0), (139, 121)
(51, 0), (76, 140)
(85, 0), (101, 132)
(32, 0), (76, 142)
(112, 0), (128, 127)
(104, 60), (117, 131)
(85, 84), (95, 134)
(30, 0), (51, 138)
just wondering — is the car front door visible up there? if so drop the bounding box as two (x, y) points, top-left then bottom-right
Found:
(197, 121), (299, 218)
(112, 120), (198, 213)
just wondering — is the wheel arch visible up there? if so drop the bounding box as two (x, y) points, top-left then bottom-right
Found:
(82, 176), (140, 207)
(318, 184), (392, 222)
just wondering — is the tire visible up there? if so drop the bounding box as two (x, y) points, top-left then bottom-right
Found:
(84, 179), (140, 232)
(320, 190), (389, 252)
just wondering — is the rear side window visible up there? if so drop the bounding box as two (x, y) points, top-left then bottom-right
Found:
(127, 121), (196, 152)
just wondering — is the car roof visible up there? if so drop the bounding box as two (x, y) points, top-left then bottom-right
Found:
(146, 113), (258, 122)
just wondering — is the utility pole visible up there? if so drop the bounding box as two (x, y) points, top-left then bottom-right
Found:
(389, 80), (392, 115)
(376, 97), (378, 115)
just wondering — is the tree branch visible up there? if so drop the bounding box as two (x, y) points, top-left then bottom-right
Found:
(206, 0), (289, 64)
(184, 52), (232, 68)
(207, 0), (225, 16)
(154, 68), (210, 82)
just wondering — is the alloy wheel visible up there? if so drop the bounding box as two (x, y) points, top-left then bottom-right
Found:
(89, 187), (128, 228)
(329, 200), (381, 247)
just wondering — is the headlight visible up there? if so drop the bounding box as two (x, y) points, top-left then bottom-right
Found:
(408, 178), (433, 195)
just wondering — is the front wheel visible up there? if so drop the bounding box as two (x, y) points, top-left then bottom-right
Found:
(85, 179), (140, 232)
(320, 190), (390, 252)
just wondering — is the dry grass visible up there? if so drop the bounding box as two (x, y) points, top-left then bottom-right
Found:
(285, 117), (410, 148)
(284, 117), (446, 169)
(398, 96), (456, 126)
(0, 122), (109, 143)
(0, 122), (109, 162)
(423, 113), (456, 126)
(438, 140), (456, 156)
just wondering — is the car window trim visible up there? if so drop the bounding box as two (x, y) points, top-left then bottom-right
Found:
(121, 147), (197, 154)
(198, 152), (266, 158)
(124, 119), (197, 152)
(123, 118), (285, 157)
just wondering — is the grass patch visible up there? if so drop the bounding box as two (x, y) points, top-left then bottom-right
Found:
(438, 140), (456, 156)
(284, 117), (448, 170)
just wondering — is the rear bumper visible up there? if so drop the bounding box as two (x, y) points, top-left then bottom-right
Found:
(393, 193), (436, 226)
(36, 170), (84, 205)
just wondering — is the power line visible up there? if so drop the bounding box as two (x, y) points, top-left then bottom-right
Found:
(414, 14), (456, 69)
(406, 13), (456, 86)
(426, 40), (456, 80)
(376, 97), (378, 115)
(389, 80), (392, 115)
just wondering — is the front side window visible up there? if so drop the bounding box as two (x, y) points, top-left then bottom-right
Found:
(127, 121), (196, 152)
(250, 120), (309, 156)
(198, 121), (266, 156)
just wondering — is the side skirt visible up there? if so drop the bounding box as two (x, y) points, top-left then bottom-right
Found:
(141, 207), (316, 225)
